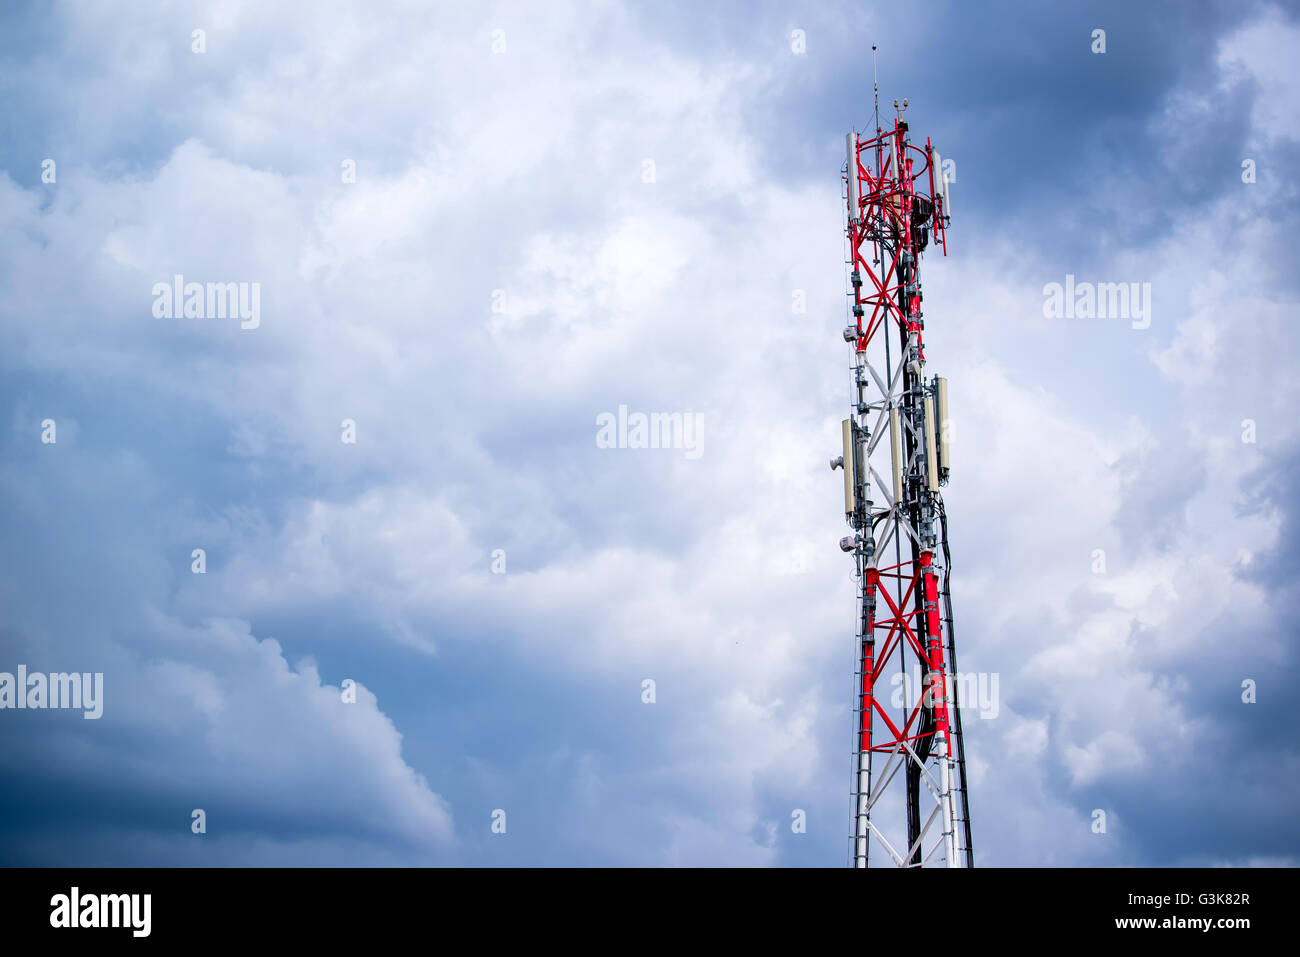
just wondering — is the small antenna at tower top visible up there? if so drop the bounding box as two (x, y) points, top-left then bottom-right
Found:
(872, 45), (880, 132)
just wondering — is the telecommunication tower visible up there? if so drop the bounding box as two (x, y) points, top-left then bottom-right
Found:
(832, 67), (973, 867)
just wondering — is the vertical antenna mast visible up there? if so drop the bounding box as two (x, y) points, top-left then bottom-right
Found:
(872, 45), (880, 133)
(835, 66), (972, 868)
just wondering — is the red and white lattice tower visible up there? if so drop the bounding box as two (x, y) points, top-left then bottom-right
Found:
(833, 87), (973, 867)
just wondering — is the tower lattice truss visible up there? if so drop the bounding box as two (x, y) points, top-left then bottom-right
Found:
(834, 112), (973, 867)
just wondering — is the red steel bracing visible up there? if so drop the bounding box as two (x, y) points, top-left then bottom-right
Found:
(920, 553), (952, 741)
(859, 555), (951, 756)
(846, 121), (947, 357)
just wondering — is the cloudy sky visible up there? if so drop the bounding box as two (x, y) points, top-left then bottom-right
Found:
(1, 0), (1297, 867)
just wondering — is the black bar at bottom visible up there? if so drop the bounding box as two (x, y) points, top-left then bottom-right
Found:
(0, 866), (1279, 944)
